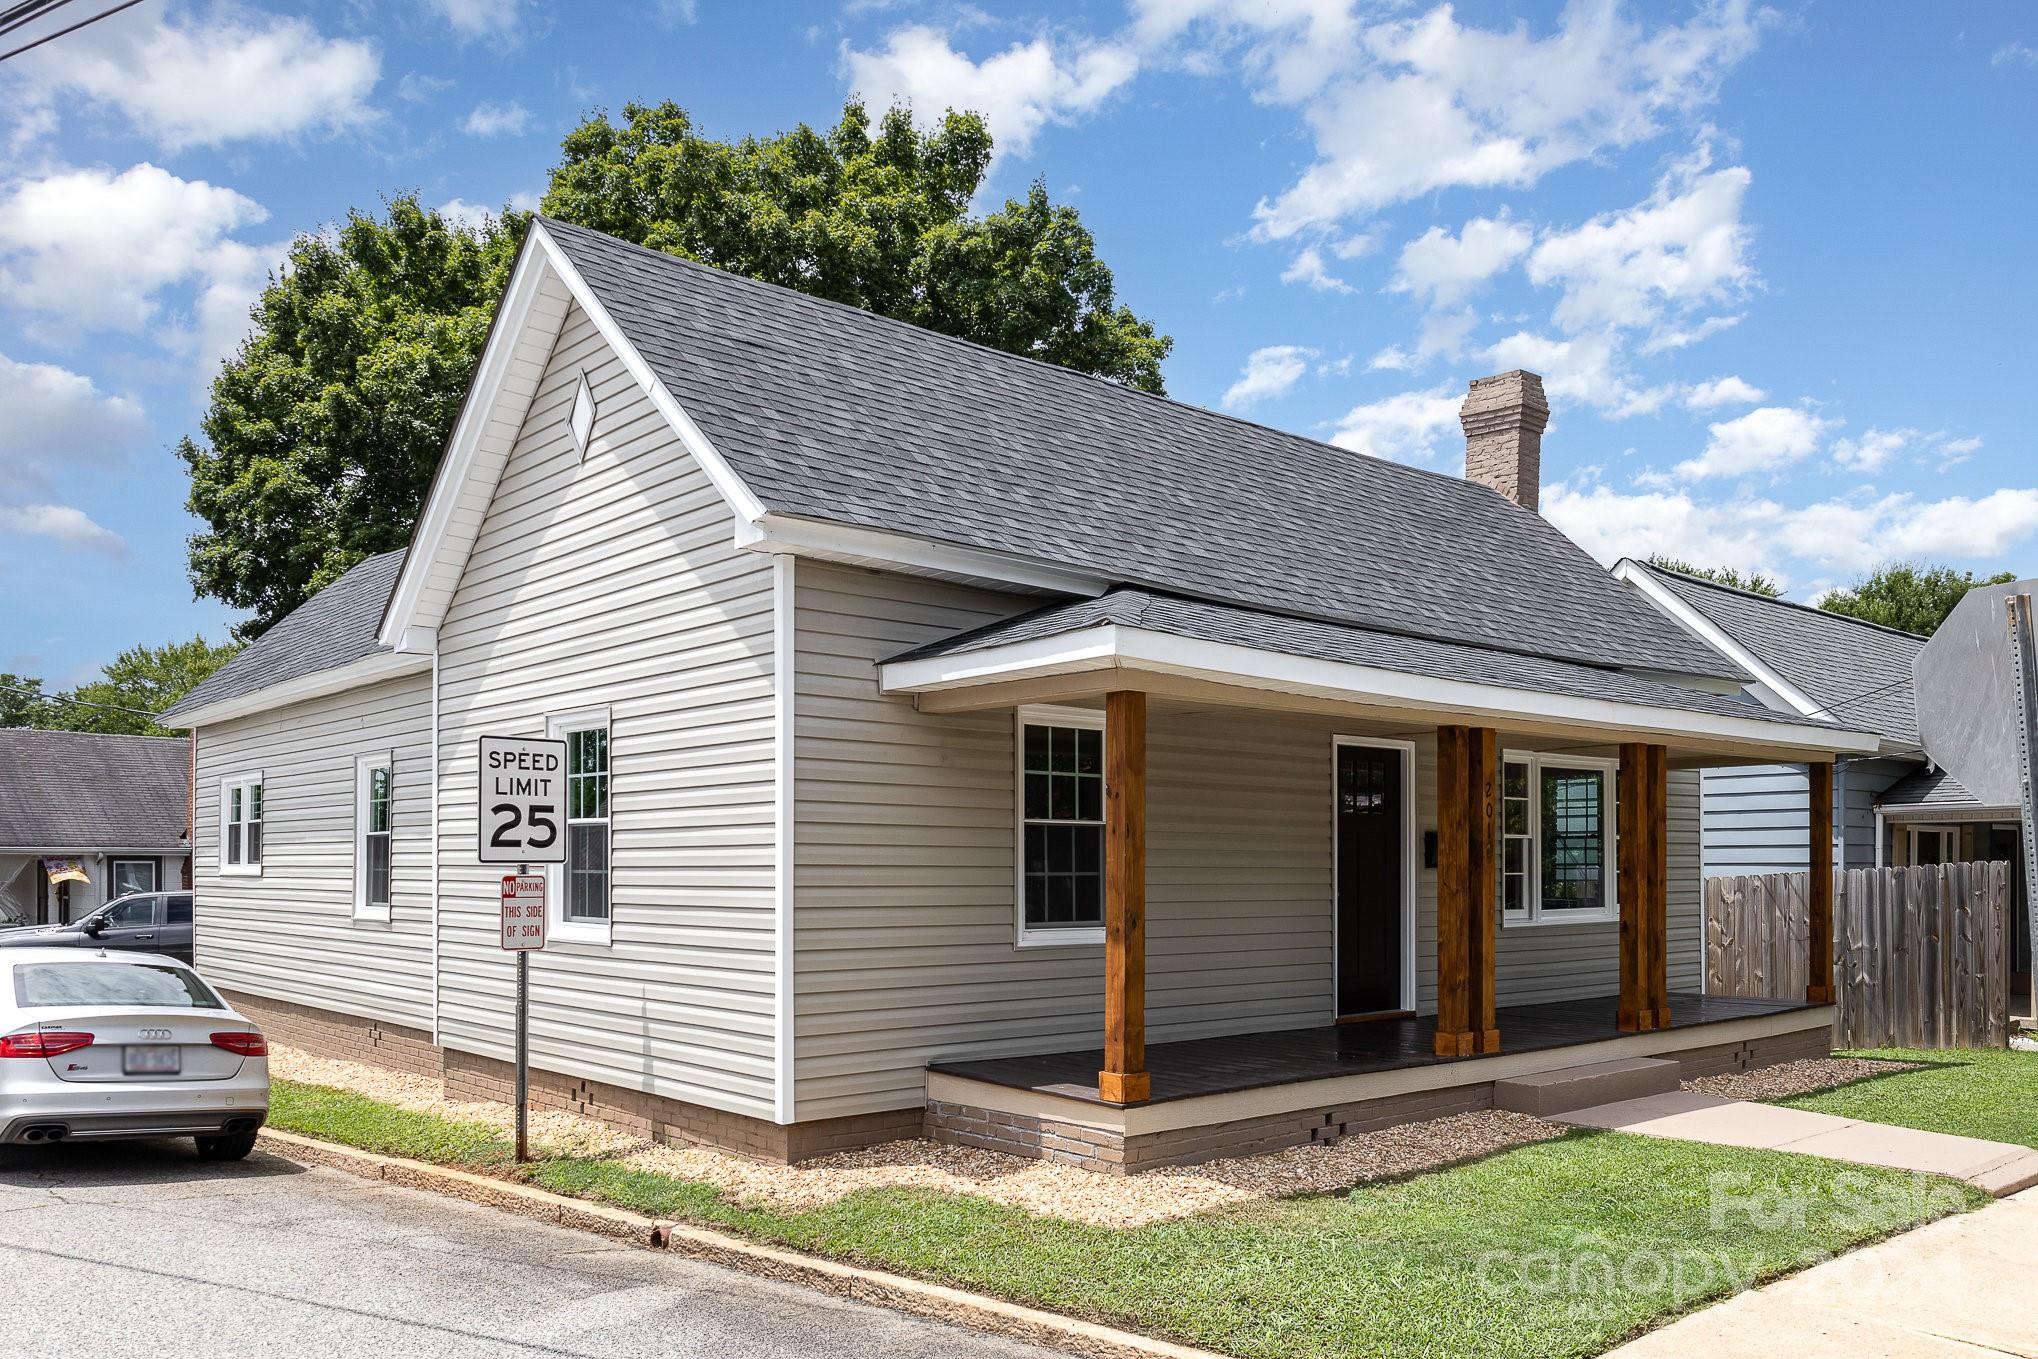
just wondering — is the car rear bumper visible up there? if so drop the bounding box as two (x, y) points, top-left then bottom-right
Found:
(2, 1107), (267, 1144)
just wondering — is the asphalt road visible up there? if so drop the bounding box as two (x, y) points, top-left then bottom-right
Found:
(0, 1140), (1069, 1359)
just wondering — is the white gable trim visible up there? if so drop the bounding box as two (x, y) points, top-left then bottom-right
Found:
(165, 651), (432, 730)
(379, 220), (767, 650)
(1612, 560), (1827, 720)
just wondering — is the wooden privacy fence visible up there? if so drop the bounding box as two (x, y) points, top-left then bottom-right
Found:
(1705, 862), (2012, 1049)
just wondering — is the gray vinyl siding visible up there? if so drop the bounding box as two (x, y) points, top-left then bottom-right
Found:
(1701, 758), (1916, 879)
(434, 300), (779, 1120)
(191, 673), (434, 1029)
(789, 563), (1691, 1119)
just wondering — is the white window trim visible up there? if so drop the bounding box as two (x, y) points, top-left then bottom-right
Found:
(1908, 825), (1958, 865)
(1500, 751), (1620, 927)
(354, 753), (394, 922)
(547, 707), (612, 946)
(219, 773), (263, 877)
(1013, 703), (1107, 948)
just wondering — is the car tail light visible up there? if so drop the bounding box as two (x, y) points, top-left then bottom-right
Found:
(210, 1030), (268, 1057)
(0, 1031), (93, 1058)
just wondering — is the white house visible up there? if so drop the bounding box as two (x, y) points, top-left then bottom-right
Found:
(164, 219), (1873, 1170)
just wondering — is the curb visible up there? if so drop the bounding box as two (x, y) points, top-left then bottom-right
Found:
(255, 1129), (1229, 1359)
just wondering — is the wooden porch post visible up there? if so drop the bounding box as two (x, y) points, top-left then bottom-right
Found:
(1435, 726), (1500, 1056)
(1098, 691), (1150, 1104)
(1618, 744), (1670, 1031)
(1807, 761), (1835, 1005)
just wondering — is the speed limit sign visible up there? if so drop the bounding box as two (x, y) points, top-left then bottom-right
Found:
(478, 735), (567, 864)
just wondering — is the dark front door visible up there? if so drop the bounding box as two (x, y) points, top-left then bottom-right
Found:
(1337, 743), (1405, 1015)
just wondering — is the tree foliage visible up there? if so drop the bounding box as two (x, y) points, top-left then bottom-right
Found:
(1818, 562), (2020, 636)
(181, 100), (1169, 637)
(0, 637), (240, 736)
(1645, 554), (1783, 597)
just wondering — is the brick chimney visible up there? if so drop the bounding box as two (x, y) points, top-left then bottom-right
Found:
(1460, 370), (1549, 511)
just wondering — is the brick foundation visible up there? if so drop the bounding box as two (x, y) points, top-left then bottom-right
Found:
(224, 989), (917, 1164)
(928, 1018), (1836, 1174)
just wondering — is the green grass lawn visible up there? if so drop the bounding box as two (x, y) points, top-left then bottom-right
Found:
(1779, 1046), (2038, 1147)
(267, 1077), (1980, 1359)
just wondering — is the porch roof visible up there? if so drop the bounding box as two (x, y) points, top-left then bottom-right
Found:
(1878, 764), (2013, 817)
(880, 587), (1881, 762)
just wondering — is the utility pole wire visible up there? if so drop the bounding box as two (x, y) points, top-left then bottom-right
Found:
(0, 0), (81, 40)
(0, 0), (147, 64)
(0, 678), (164, 721)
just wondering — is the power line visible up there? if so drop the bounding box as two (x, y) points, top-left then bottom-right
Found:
(0, 0), (81, 40)
(0, 0), (147, 64)
(0, 678), (164, 722)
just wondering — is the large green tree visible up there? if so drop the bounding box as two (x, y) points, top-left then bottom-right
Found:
(1645, 554), (1783, 597)
(0, 637), (240, 736)
(1819, 562), (2020, 635)
(182, 100), (1169, 637)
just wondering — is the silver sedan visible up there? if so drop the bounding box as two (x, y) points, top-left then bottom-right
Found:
(0, 947), (268, 1159)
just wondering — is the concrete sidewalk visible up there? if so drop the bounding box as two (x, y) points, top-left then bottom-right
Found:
(1608, 1186), (2038, 1357)
(1558, 1090), (2038, 1197)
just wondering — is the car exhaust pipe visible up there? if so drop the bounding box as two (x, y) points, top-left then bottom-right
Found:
(18, 1125), (64, 1143)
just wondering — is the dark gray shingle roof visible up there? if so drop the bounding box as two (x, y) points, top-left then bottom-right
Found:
(0, 729), (188, 850)
(541, 219), (1742, 683)
(890, 587), (1850, 733)
(162, 550), (405, 721)
(1636, 564), (1925, 745)
(1877, 765), (2002, 811)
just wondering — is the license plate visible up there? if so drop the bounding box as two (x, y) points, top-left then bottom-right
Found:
(124, 1045), (180, 1076)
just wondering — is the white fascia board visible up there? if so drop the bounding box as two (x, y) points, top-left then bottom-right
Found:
(164, 651), (432, 730)
(1612, 561), (1825, 719)
(738, 513), (1110, 598)
(881, 624), (1881, 756)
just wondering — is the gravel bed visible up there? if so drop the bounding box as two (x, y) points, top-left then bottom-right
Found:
(1682, 1056), (1922, 1102)
(273, 1045), (1562, 1229)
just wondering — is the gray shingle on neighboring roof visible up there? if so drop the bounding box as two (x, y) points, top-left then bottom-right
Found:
(890, 587), (1849, 733)
(1634, 563), (1925, 745)
(0, 729), (188, 850)
(1877, 765), (2001, 811)
(539, 219), (1742, 683)
(162, 550), (406, 721)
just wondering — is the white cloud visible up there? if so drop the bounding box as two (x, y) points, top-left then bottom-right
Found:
(461, 101), (531, 137)
(1830, 427), (1915, 474)
(843, 26), (1137, 156)
(1546, 475), (2038, 579)
(1222, 344), (1316, 408)
(1328, 386), (1460, 464)
(1138, 0), (1768, 239)
(1484, 329), (1669, 416)
(1279, 244), (1353, 293)
(0, 504), (126, 556)
(1674, 405), (1832, 480)
(0, 164), (267, 338)
(431, 0), (520, 39)
(1683, 375), (1764, 409)
(397, 72), (454, 102)
(1637, 312), (1740, 354)
(18, 7), (379, 150)
(0, 354), (146, 489)
(1937, 434), (1983, 469)
(1993, 42), (2038, 68)
(436, 193), (542, 232)
(1527, 154), (1754, 337)
(1391, 214), (1532, 307)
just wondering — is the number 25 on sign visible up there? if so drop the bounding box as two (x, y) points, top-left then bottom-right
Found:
(500, 875), (546, 951)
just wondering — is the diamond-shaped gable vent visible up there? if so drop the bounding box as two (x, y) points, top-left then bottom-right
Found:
(569, 372), (595, 459)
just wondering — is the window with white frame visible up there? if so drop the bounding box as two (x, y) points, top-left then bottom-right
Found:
(1499, 753), (1617, 925)
(1909, 825), (1957, 866)
(552, 717), (610, 932)
(221, 776), (263, 875)
(356, 757), (393, 917)
(1017, 708), (1105, 943)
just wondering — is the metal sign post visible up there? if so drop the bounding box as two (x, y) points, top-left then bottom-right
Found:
(482, 734), (567, 1164)
(2006, 596), (2038, 1027)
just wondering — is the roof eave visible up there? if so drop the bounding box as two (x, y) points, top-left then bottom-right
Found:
(163, 650), (430, 729)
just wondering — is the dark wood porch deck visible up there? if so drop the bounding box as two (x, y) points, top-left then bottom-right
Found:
(929, 992), (1815, 1106)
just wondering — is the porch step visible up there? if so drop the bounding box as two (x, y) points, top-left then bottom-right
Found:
(1493, 1058), (1684, 1117)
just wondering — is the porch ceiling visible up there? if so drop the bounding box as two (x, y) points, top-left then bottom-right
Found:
(880, 601), (1880, 765)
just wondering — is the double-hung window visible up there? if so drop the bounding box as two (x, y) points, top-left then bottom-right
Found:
(355, 756), (393, 919)
(1499, 752), (1617, 925)
(221, 776), (263, 876)
(1016, 707), (1105, 945)
(548, 710), (611, 942)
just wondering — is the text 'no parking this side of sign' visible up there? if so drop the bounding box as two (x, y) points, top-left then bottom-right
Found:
(478, 734), (568, 865)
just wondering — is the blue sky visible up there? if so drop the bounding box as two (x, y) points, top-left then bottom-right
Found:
(2, 0), (2033, 684)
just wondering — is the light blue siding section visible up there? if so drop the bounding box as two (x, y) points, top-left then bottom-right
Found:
(1701, 758), (1917, 879)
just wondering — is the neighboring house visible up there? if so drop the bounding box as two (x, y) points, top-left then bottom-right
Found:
(0, 728), (193, 926)
(1616, 560), (2032, 1005)
(164, 219), (1872, 1171)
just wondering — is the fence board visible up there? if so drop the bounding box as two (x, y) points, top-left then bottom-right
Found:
(1708, 861), (2010, 1049)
